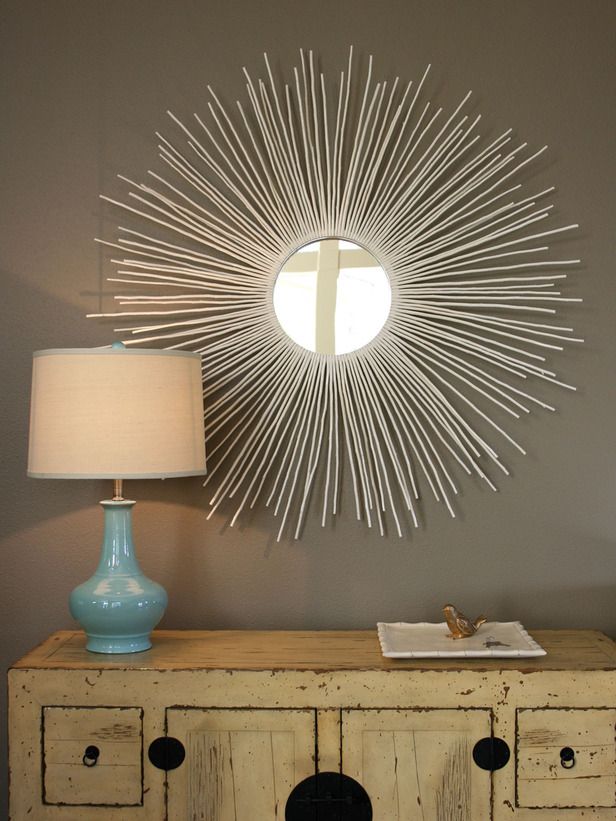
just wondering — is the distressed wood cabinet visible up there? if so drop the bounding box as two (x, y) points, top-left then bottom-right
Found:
(9, 629), (616, 820)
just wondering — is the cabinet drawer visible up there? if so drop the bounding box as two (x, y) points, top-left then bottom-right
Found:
(43, 706), (143, 806)
(516, 707), (616, 809)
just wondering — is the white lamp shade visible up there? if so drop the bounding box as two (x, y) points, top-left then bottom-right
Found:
(28, 347), (206, 478)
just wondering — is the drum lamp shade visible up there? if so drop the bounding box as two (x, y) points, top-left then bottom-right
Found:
(28, 347), (206, 479)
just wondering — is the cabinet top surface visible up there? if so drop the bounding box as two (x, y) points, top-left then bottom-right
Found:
(10, 629), (616, 673)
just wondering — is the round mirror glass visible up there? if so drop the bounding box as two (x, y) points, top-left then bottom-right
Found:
(273, 239), (391, 355)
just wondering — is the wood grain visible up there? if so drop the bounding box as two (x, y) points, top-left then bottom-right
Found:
(11, 629), (616, 672)
(341, 709), (490, 820)
(517, 708), (616, 809)
(167, 708), (316, 820)
(42, 706), (142, 806)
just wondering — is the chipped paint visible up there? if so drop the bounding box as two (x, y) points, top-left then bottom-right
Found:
(9, 630), (616, 820)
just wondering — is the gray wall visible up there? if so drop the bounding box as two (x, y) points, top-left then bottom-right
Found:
(1, 0), (615, 812)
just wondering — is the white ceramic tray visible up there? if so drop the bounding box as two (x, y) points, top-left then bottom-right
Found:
(377, 621), (546, 658)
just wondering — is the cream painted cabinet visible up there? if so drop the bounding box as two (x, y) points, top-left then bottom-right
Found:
(9, 629), (616, 820)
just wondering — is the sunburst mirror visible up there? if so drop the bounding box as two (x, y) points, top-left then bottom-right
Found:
(94, 49), (581, 539)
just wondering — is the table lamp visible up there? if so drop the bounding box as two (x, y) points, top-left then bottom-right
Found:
(27, 343), (206, 654)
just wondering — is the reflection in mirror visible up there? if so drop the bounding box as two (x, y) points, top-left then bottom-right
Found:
(273, 239), (391, 355)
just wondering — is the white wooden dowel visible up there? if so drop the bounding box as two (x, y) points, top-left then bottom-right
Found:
(96, 50), (581, 537)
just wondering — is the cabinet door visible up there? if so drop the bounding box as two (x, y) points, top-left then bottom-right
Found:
(166, 708), (316, 820)
(341, 708), (492, 821)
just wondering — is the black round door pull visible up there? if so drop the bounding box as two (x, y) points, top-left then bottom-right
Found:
(148, 737), (186, 771)
(560, 746), (576, 769)
(472, 737), (510, 771)
(286, 772), (372, 820)
(82, 745), (100, 767)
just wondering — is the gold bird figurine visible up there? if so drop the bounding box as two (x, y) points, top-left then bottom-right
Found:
(443, 604), (487, 639)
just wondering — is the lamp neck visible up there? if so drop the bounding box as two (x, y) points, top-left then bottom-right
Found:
(113, 479), (124, 501)
(95, 500), (141, 576)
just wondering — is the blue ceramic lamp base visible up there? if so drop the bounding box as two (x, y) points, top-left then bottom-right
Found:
(69, 499), (167, 654)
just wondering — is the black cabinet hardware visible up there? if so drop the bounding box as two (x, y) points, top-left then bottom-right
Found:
(82, 745), (100, 767)
(148, 736), (185, 771)
(473, 737), (510, 771)
(286, 772), (372, 820)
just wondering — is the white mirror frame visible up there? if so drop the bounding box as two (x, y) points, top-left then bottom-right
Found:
(94, 49), (581, 539)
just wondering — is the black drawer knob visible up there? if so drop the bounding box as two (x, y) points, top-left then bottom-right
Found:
(82, 745), (100, 767)
(148, 736), (186, 770)
(560, 746), (576, 769)
(286, 772), (372, 819)
(472, 737), (510, 771)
